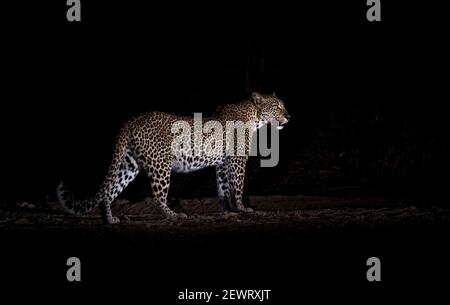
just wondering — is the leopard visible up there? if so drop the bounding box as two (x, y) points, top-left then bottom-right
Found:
(57, 92), (290, 224)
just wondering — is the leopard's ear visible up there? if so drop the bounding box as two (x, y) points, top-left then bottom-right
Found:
(252, 92), (263, 104)
(272, 91), (276, 97)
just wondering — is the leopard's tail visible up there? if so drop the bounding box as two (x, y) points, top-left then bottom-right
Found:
(57, 126), (139, 216)
(56, 182), (97, 215)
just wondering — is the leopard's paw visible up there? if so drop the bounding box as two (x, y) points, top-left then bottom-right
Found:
(238, 207), (254, 213)
(106, 216), (120, 224)
(176, 212), (188, 219)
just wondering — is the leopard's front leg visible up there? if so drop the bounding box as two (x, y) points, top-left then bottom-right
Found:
(216, 163), (233, 211)
(227, 156), (253, 213)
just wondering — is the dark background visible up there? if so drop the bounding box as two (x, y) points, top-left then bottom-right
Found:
(1, 1), (449, 302)
(2, 0), (449, 205)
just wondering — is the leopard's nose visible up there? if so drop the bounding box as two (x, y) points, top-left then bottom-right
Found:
(285, 113), (291, 120)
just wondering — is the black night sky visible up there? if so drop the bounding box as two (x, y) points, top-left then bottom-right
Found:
(2, 1), (448, 204)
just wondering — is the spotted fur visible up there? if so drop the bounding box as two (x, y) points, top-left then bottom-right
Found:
(57, 92), (290, 224)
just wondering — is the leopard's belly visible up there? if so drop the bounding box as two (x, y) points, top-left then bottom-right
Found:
(171, 153), (224, 173)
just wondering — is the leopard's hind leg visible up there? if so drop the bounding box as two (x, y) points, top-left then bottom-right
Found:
(138, 153), (187, 219)
(58, 132), (140, 224)
(96, 148), (140, 223)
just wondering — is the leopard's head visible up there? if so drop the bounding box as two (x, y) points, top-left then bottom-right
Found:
(252, 92), (290, 130)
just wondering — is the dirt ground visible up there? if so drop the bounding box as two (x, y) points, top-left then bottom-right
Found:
(2, 195), (450, 235)
(2, 195), (450, 292)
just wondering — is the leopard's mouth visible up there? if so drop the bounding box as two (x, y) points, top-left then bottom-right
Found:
(277, 119), (289, 130)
